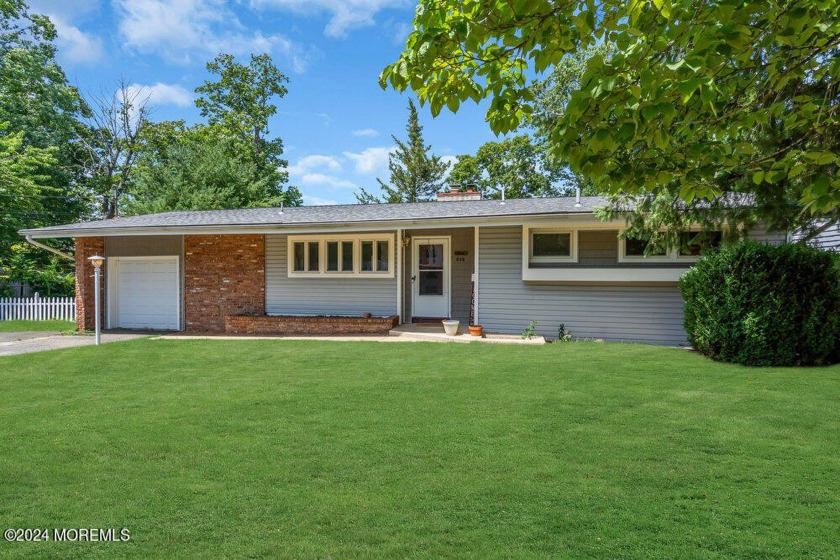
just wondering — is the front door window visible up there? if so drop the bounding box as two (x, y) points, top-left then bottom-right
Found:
(418, 244), (444, 296)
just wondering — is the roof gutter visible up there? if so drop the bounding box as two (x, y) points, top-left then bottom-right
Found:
(24, 235), (75, 261)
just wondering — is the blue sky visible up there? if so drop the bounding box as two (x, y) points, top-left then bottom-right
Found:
(28, 0), (501, 205)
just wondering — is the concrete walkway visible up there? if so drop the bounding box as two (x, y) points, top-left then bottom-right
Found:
(389, 324), (546, 344)
(155, 326), (546, 345)
(0, 332), (148, 357)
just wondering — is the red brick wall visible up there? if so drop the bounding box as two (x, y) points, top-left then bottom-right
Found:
(75, 237), (105, 331)
(184, 235), (266, 332)
(225, 315), (400, 336)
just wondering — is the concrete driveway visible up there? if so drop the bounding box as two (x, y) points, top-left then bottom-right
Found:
(0, 332), (148, 357)
(0, 331), (64, 344)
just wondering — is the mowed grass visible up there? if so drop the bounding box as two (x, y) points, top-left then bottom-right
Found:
(0, 320), (75, 333)
(0, 340), (837, 559)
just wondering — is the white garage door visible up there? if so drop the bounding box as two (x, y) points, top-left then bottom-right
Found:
(110, 257), (180, 330)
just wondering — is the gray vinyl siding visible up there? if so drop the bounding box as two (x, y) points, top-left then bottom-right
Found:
(791, 221), (840, 251)
(265, 234), (398, 317)
(747, 227), (787, 245)
(478, 226), (688, 345)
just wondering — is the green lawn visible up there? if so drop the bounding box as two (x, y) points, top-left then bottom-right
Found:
(0, 340), (837, 559)
(0, 320), (75, 333)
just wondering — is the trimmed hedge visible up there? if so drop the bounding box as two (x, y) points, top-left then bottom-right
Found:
(680, 241), (839, 366)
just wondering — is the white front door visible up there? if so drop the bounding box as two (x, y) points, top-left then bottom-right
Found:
(108, 257), (180, 330)
(412, 237), (450, 319)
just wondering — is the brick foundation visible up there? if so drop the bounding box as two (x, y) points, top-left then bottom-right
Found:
(184, 235), (266, 333)
(225, 314), (400, 335)
(75, 237), (105, 331)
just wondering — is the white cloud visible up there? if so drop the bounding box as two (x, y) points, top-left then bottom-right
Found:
(252, 0), (410, 38)
(300, 173), (357, 189)
(288, 154), (342, 176)
(343, 146), (394, 174)
(390, 20), (412, 45)
(303, 195), (339, 206)
(124, 82), (193, 107)
(352, 128), (379, 138)
(440, 155), (458, 168)
(116, 0), (311, 71)
(43, 14), (104, 65)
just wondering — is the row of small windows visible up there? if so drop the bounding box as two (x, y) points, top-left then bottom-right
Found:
(291, 239), (390, 274)
(528, 229), (723, 264)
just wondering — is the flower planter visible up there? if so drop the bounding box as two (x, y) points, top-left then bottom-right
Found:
(469, 325), (484, 337)
(441, 319), (460, 336)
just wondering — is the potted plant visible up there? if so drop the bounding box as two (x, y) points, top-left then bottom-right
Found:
(441, 319), (460, 336)
(469, 325), (484, 337)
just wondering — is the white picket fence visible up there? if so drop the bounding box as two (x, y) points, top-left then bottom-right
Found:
(0, 294), (75, 322)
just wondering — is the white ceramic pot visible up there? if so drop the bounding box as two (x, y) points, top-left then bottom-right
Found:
(442, 320), (460, 336)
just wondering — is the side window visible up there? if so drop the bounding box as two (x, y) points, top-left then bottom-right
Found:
(293, 242), (305, 272)
(679, 231), (722, 256)
(307, 241), (320, 272)
(376, 240), (389, 272)
(527, 229), (577, 265)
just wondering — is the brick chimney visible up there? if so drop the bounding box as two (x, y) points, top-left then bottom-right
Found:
(436, 184), (482, 201)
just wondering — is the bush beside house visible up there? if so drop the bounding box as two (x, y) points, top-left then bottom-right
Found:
(680, 242), (839, 367)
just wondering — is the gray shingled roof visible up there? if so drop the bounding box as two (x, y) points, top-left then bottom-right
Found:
(20, 196), (608, 237)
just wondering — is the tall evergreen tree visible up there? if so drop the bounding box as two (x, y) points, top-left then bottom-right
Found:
(356, 99), (449, 204)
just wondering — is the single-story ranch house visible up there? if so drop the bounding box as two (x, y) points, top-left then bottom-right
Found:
(21, 192), (786, 345)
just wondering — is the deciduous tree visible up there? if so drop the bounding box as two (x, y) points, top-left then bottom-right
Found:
(382, 1), (839, 237)
(448, 135), (565, 199)
(195, 53), (299, 205)
(81, 80), (150, 218)
(0, 1), (88, 292)
(126, 124), (294, 215)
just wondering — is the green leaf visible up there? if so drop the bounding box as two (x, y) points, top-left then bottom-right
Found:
(805, 152), (837, 165)
(652, 0), (672, 19)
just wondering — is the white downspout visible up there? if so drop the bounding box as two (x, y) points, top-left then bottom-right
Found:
(25, 235), (74, 261)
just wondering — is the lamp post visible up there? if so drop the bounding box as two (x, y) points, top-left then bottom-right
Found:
(88, 255), (105, 345)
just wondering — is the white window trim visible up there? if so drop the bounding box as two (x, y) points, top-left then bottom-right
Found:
(287, 233), (395, 278)
(523, 227), (578, 265)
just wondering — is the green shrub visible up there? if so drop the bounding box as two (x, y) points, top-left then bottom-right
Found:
(680, 241), (839, 366)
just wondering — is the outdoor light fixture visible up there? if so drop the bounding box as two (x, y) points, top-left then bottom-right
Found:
(88, 255), (106, 345)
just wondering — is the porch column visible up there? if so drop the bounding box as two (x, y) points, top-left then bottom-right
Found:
(396, 229), (403, 324)
(473, 226), (479, 326)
